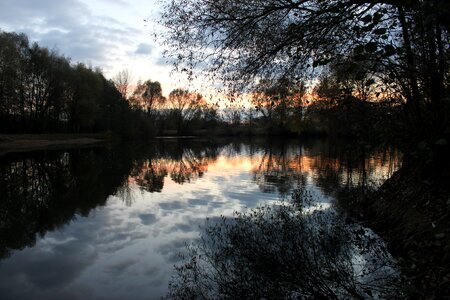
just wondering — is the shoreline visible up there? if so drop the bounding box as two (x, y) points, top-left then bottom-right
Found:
(0, 133), (110, 155)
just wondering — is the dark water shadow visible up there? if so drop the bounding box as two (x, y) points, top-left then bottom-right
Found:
(0, 147), (133, 259)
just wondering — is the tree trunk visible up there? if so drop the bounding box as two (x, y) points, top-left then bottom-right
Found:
(397, 6), (422, 133)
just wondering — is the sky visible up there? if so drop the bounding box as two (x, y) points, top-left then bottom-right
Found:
(0, 0), (190, 96)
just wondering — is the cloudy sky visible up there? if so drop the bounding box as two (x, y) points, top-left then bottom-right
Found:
(0, 0), (187, 96)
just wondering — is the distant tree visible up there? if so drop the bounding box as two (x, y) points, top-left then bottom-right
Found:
(313, 73), (341, 102)
(251, 78), (305, 128)
(131, 80), (165, 118)
(68, 64), (102, 132)
(314, 59), (391, 103)
(0, 31), (30, 131)
(0, 31), (77, 132)
(0, 30), (152, 137)
(221, 108), (242, 126)
(112, 69), (132, 99)
(202, 103), (220, 128)
(24, 43), (76, 131)
(309, 59), (406, 139)
(168, 88), (206, 133)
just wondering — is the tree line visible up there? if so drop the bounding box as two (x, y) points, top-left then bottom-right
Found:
(160, 0), (449, 144)
(119, 76), (222, 135)
(0, 31), (137, 135)
(0, 30), (409, 140)
(0, 31), (224, 137)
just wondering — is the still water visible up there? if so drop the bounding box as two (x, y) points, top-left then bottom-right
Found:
(0, 138), (401, 299)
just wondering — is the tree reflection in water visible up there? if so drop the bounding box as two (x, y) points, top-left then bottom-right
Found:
(125, 139), (401, 205)
(127, 140), (221, 193)
(253, 142), (308, 197)
(0, 139), (224, 259)
(0, 148), (133, 259)
(164, 139), (403, 299)
(251, 139), (401, 201)
(0, 138), (403, 298)
(166, 190), (402, 299)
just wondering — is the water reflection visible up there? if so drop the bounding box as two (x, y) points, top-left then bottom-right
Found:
(0, 148), (133, 259)
(166, 192), (402, 299)
(253, 142), (307, 197)
(251, 139), (400, 199)
(163, 140), (403, 298)
(0, 138), (402, 299)
(129, 140), (220, 192)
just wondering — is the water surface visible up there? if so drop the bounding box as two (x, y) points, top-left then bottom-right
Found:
(0, 138), (401, 299)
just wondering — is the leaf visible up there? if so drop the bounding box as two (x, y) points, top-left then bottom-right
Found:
(383, 44), (396, 57)
(373, 12), (383, 23)
(361, 24), (374, 32)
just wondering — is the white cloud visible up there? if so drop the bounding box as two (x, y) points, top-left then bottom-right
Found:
(0, 0), (200, 97)
(0, 0), (161, 75)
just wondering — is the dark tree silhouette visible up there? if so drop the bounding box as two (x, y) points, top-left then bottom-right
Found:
(130, 80), (165, 118)
(112, 69), (132, 100)
(168, 89), (206, 133)
(160, 0), (449, 139)
(0, 30), (154, 137)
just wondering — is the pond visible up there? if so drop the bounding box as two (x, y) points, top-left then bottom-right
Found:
(0, 138), (402, 299)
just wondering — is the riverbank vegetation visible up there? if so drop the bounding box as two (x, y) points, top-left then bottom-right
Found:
(1, 30), (404, 141)
(0, 31), (150, 138)
(158, 0), (449, 298)
(0, 31), (221, 139)
(159, 0), (449, 143)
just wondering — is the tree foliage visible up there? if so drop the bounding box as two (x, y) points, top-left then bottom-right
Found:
(251, 77), (305, 126)
(168, 88), (207, 133)
(130, 80), (165, 118)
(160, 0), (449, 138)
(0, 30), (153, 137)
(112, 69), (132, 100)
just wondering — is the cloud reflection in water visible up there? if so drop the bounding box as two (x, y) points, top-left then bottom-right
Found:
(0, 139), (401, 299)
